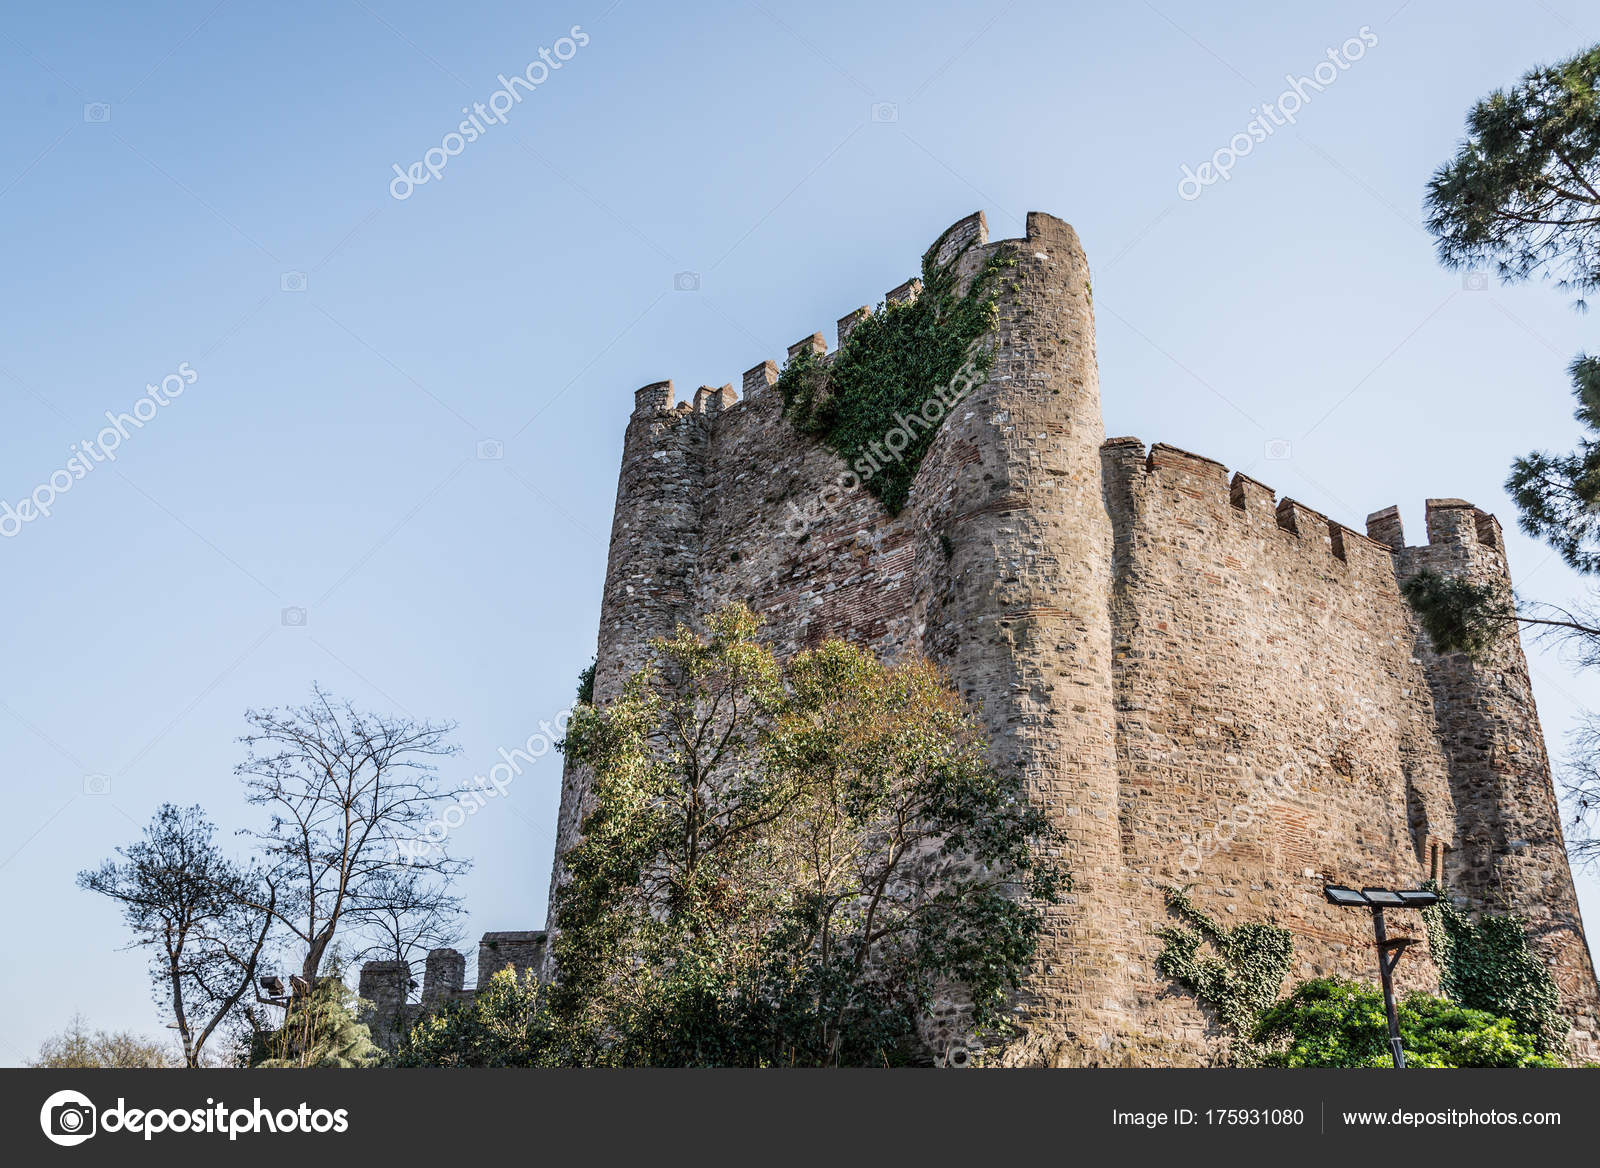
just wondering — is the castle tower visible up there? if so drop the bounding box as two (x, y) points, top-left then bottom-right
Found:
(544, 209), (1600, 1063)
(926, 212), (1128, 1061)
(593, 380), (709, 702)
(547, 381), (708, 910)
(1392, 499), (1600, 1055)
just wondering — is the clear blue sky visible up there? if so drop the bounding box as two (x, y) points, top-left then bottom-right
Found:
(2, 0), (1597, 1064)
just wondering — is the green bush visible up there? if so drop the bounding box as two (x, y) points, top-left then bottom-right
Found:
(552, 604), (1066, 1066)
(1250, 978), (1561, 1068)
(395, 968), (557, 1067)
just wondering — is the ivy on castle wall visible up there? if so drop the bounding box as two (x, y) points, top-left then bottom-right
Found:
(776, 232), (1014, 513)
(1154, 887), (1294, 1053)
(1154, 885), (1573, 1067)
(1421, 883), (1568, 1057)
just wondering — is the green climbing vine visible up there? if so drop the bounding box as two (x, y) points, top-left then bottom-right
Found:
(776, 229), (1015, 513)
(1155, 887), (1294, 1052)
(1421, 883), (1567, 1056)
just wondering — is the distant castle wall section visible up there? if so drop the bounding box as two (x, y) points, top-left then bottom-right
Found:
(358, 931), (548, 1052)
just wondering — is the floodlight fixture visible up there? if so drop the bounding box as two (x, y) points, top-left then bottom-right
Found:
(1320, 882), (1438, 1068)
(1396, 889), (1439, 908)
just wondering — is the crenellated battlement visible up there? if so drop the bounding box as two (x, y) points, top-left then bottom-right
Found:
(621, 210), (1029, 439)
(1104, 437), (1394, 570)
(694, 383), (736, 415)
(1364, 498), (1507, 561)
(357, 931), (548, 1052)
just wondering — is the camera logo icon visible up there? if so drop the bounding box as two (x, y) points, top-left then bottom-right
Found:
(41, 1090), (97, 1146)
(673, 271), (700, 292)
(83, 773), (111, 796)
(1264, 438), (1292, 461)
(83, 103), (112, 123)
(281, 606), (308, 627)
(1462, 271), (1488, 292)
(870, 102), (899, 123)
(475, 438), (504, 460)
(280, 271), (308, 293)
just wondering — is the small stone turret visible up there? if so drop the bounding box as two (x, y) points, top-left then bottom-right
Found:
(421, 948), (466, 1007)
(357, 960), (414, 1051)
(1385, 499), (1600, 1053)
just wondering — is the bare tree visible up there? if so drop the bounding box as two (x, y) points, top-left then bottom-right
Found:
(78, 803), (275, 1068)
(1563, 714), (1600, 873)
(347, 865), (466, 974)
(235, 684), (468, 988)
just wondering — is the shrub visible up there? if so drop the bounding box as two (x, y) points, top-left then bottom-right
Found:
(1250, 977), (1561, 1068)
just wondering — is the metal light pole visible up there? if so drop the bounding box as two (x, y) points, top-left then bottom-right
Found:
(1370, 903), (1412, 1068)
(1322, 885), (1439, 1069)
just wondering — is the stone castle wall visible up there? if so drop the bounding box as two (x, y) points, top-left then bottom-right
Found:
(545, 209), (1600, 1064)
(358, 931), (547, 1051)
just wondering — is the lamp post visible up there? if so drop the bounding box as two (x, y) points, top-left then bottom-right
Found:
(1322, 884), (1439, 1068)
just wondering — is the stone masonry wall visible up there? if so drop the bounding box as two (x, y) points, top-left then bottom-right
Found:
(358, 931), (548, 1052)
(1392, 501), (1600, 1052)
(545, 209), (1600, 1064)
(1102, 443), (1464, 1061)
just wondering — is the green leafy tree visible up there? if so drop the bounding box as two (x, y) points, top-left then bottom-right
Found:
(251, 962), (381, 1068)
(77, 804), (275, 1068)
(394, 968), (557, 1067)
(1251, 978), (1561, 1067)
(1399, 571), (1515, 658)
(29, 1016), (178, 1068)
(1422, 45), (1600, 865)
(1426, 45), (1600, 305)
(551, 604), (1066, 1066)
(1508, 355), (1600, 572)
